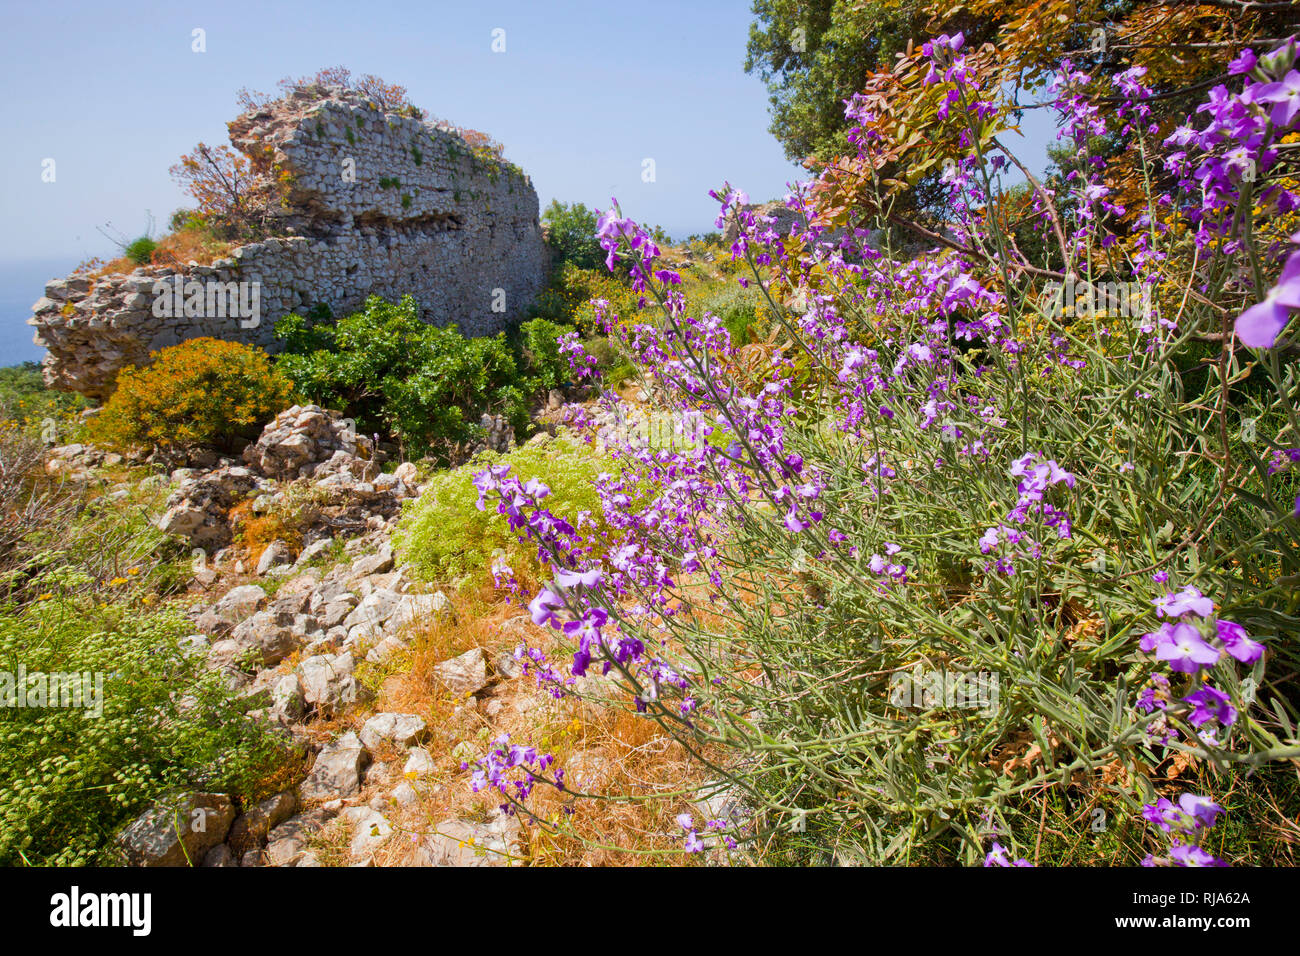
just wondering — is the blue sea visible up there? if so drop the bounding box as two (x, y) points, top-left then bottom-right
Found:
(0, 258), (81, 367)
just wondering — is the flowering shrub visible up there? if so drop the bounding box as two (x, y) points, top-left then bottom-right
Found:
(395, 435), (611, 591)
(466, 35), (1300, 865)
(90, 337), (295, 452)
(0, 601), (286, 865)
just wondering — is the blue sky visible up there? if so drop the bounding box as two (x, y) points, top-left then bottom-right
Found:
(0, 0), (1056, 363)
(0, 0), (813, 263)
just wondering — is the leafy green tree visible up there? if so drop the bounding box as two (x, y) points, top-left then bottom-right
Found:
(541, 200), (606, 272)
(745, 1), (924, 165)
(275, 296), (529, 462)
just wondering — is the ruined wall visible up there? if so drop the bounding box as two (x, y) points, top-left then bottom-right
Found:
(30, 87), (550, 398)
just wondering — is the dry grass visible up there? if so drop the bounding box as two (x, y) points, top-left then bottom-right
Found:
(81, 225), (237, 279)
(310, 585), (723, 866)
(150, 227), (236, 269)
(229, 499), (303, 567)
(192, 538), (730, 866)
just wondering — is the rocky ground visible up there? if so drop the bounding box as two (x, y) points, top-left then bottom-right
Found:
(47, 405), (557, 867)
(44, 393), (731, 868)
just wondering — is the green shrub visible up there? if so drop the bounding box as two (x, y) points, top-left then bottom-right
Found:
(275, 295), (529, 463)
(0, 600), (286, 865)
(123, 236), (157, 265)
(89, 338), (295, 451)
(580, 336), (618, 370)
(603, 361), (637, 390)
(517, 317), (575, 391)
(527, 261), (641, 338)
(396, 434), (609, 589)
(541, 200), (606, 272)
(0, 363), (88, 434)
(694, 280), (768, 345)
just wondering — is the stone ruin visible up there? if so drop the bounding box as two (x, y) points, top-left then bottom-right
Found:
(30, 86), (551, 399)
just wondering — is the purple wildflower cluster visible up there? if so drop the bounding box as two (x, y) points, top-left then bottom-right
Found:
(1159, 37), (1300, 346)
(1141, 793), (1227, 867)
(676, 813), (737, 853)
(456, 36), (1298, 860)
(556, 330), (600, 381)
(465, 733), (560, 813)
(983, 841), (1032, 867)
(979, 452), (1076, 575)
(1137, 585), (1264, 745)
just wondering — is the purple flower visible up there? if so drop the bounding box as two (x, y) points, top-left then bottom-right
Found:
(983, 841), (1031, 867)
(1140, 623), (1175, 654)
(555, 567), (604, 590)
(1235, 250), (1300, 348)
(1216, 619), (1264, 664)
(1228, 49), (1256, 76)
(1181, 686), (1238, 728)
(1169, 842), (1225, 867)
(1177, 793), (1225, 829)
(676, 814), (706, 852)
(528, 588), (564, 627)
(1153, 586), (1214, 618)
(1253, 69), (1300, 128)
(1142, 798), (1177, 832)
(1154, 622), (1222, 673)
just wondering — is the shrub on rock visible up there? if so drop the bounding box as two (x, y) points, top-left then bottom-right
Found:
(90, 337), (295, 452)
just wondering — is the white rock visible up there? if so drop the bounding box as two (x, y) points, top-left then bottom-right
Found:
(343, 806), (392, 859)
(298, 731), (369, 801)
(403, 747), (436, 779)
(115, 793), (235, 866)
(255, 540), (293, 575)
(212, 585), (267, 625)
(296, 538), (335, 566)
(342, 588), (404, 630)
(410, 814), (521, 867)
(433, 647), (489, 696)
(297, 652), (365, 714)
(360, 712), (426, 751)
(365, 635), (408, 664)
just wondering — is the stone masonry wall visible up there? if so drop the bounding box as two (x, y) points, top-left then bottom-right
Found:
(30, 87), (549, 398)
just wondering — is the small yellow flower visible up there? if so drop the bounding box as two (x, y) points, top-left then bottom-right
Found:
(126, 567), (141, 576)
(109, 577), (128, 587)
(37, 593), (53, 601)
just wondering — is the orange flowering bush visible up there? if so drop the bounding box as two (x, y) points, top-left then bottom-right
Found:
(90, 338), (295, 451)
